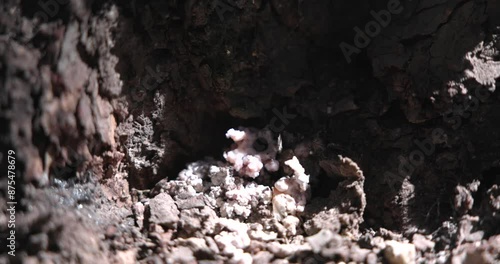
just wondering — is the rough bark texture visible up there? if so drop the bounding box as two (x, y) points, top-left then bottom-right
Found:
(1, 0), (500, 263)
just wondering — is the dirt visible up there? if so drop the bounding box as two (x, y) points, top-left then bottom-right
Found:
(1, 0), (500, 263)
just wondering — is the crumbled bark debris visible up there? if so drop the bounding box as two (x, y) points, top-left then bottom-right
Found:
(2, 0), (500, 263)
